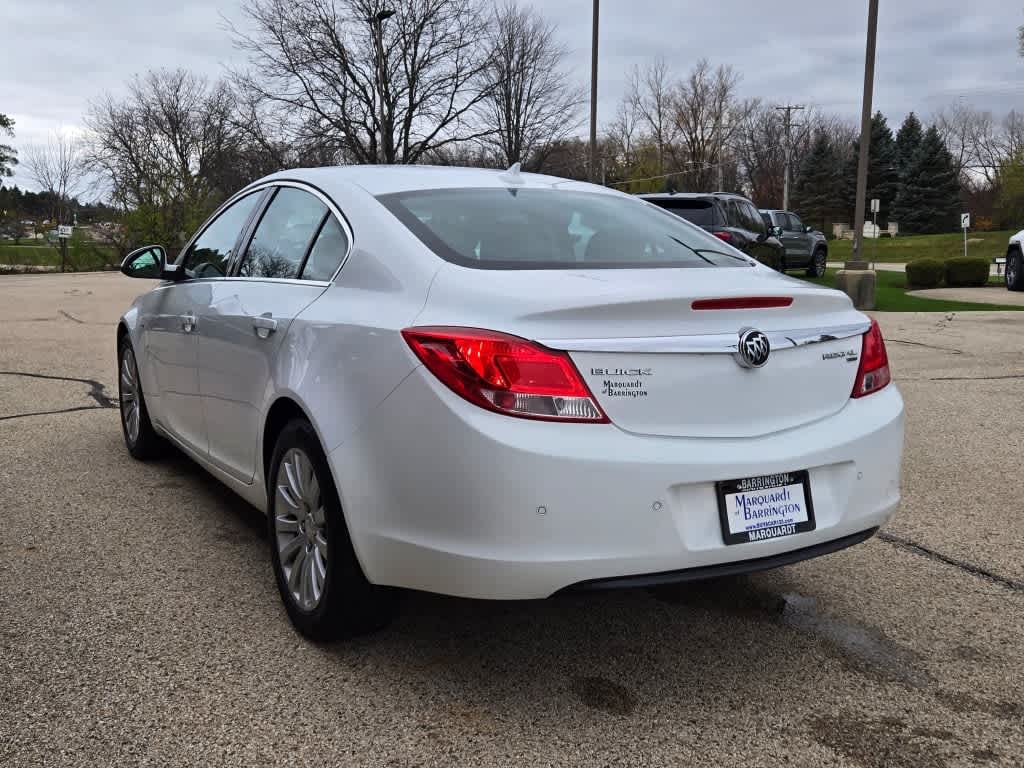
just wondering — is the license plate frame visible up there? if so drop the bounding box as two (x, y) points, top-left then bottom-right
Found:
(715, 470), (816, 545)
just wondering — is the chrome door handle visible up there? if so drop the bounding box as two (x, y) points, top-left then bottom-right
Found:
(181, 312), (196, 333)
(252, 315), (278, 339)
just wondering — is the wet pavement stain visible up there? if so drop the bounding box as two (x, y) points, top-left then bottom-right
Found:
(779, 593), (931, 688)
(808, 712), (956, 768)
(934, 690), (1024, 723)
(571, 675), (637, 716)
(650, 577), (929, 688)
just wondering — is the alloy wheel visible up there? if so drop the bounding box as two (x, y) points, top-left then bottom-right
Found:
(120, 348), (141, 444)
(274, 448), (328, 612)
(815, 251), (827, 276)
(1008, 257), (1018, 289)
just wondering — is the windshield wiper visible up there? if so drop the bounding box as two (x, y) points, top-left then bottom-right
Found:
(667, 235), (715, 265)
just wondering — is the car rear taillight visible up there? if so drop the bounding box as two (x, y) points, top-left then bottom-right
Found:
(851, 318), (891, 398)
(401, 327), (609, 422)
(712, 231), (733, 243)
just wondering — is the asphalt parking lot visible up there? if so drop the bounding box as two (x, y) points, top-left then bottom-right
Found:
(1, 272), (1022, 767)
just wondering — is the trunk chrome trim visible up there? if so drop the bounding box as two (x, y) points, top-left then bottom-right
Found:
(539, 321), (871, 354)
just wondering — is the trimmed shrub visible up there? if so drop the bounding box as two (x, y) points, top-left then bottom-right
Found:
(944, 256), (990, 287)
(905, 258), (944, 288)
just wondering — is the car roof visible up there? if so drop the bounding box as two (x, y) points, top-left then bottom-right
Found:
(638, 192), (749, 201)
(251, 164), (623, 198)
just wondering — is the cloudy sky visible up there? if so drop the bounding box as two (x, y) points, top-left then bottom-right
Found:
(2, 0), (1022, 191)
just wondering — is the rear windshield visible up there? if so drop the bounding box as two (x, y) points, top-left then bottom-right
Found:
(645, 198), (718, 227)
(378, 188), (748, 270)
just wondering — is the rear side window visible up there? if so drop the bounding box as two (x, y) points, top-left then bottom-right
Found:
(238, 188), (327, 279)
(645, 199), (719, 227)
(378, 188), (748, 270)
(303, 216), (349, 281)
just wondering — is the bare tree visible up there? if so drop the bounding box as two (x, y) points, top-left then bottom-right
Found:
(477, 1), (582, 170)
(87, 70), (247, 249)
(935, 102), (1019, 187)
(230, 0), (493, 165)
(22, 132), (88, 224)
(625, 57), (676, 176)
(671, 60), (755, 191)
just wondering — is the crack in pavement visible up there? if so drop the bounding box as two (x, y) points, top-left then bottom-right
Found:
(0, 371), (116, 408)
(0, 405), (114, 422)
(888, 338), (963, 354)
(58, 309), (85, 324)
(925, 374), (1024, 382)
(878, 532), (1024, 593)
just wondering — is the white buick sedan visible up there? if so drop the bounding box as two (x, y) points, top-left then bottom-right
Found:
(117, 165), (904, 640)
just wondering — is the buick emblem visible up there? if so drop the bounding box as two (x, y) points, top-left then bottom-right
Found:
(735, 328), (771, 368)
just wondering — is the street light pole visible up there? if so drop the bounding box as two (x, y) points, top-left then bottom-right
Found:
(370, 8), (396, 164)
(849, 0), (879, 269)
(589, 0), (599, 183)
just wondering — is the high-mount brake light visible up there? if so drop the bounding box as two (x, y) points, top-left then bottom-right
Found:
(401, 327), (608, 423)
(691, 296), (793, 310)
(712, 231), (733, 243)
(851, 318), (891, 398)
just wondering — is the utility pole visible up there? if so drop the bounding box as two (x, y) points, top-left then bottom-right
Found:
(850, 0), (879, 269)
(837, 0), (880, 310)
(589, 0), (599, 183)
(775, 104), (804, 210)
(714, 116), (726, 191)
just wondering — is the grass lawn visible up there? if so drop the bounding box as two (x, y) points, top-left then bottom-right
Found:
(799, 269), (1024, 312)
(0, 242), (119, 268)
(827, 230), (1013, 263)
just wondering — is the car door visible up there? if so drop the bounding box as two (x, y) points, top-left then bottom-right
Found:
(782, 213), (812, 267)
(140, 191), (264, 453)
(196, 184), (349, 484)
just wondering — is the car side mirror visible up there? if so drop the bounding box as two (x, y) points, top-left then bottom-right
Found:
(804, 225), (813, 234)
(770, 225), (783, 238)
(120, 245), (182, 281)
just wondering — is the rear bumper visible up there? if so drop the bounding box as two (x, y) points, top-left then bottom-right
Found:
(560, 527), (878, 592)
(330, 369), (904, 600)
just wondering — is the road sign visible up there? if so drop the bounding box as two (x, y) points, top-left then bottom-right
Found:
(870, 198), (880, 213)
(57, 225), (73, 239)
(961, 213), (970, 229)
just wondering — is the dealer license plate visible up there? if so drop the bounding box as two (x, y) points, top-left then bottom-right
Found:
(715, 470), (816, 545)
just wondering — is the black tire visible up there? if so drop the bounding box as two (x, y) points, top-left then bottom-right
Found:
(1007, 250), (1023, 292)
(806, 248), (827, 278)
(267, 418), (394, 641)
(117, 336), (165, 460)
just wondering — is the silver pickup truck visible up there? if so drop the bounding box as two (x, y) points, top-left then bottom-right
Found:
(759, 209), (829, 277)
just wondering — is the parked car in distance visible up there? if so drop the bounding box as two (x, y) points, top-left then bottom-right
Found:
(760, 209), (829, 277)
(1005, 230), (1023, 291)
(639, 192), (785, 270)
(117, 166), (904, 642)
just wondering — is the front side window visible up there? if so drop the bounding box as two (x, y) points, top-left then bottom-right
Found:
(379, 189), (748, 269)
(787, 214), (805, 232)
(237, 188), (327, 279)
(181, 192), (262, 278)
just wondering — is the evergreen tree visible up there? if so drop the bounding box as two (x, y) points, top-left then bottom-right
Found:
(0, 113), (16, 182)
(894, 112), (923, 182)
(890, 125), (961, 234)
(791, 131), (844, 233)
(843, 111), (899, 224)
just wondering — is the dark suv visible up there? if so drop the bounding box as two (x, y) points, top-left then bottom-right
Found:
(638, 192), (785, 269)
(760, 209), (829, 277)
